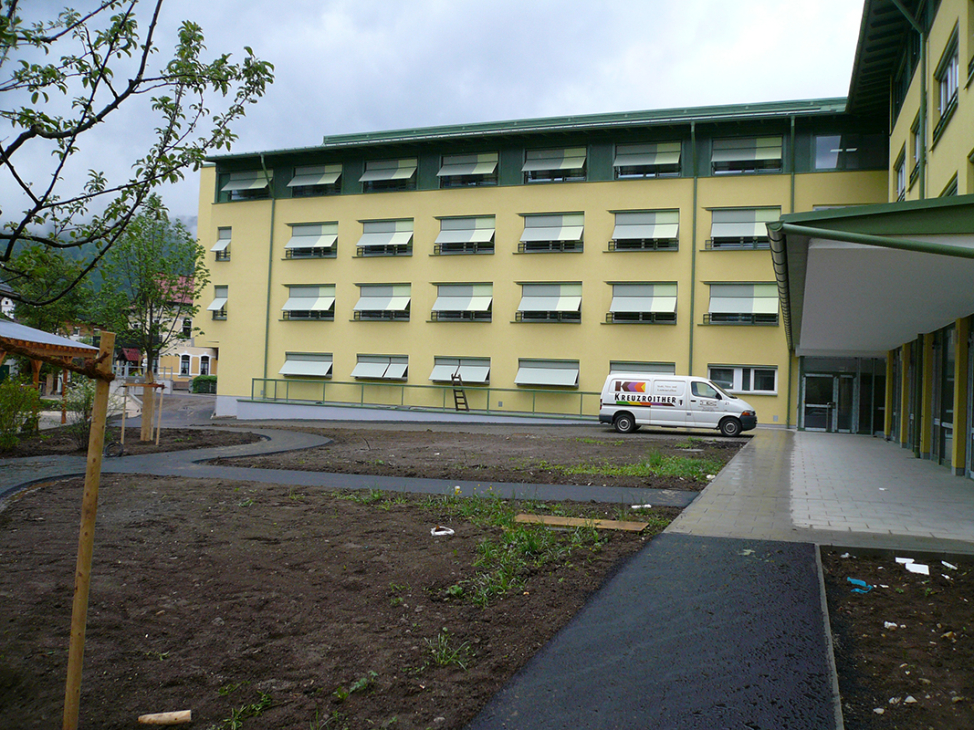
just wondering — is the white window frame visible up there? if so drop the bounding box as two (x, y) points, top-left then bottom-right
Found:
(431, 283), (492, 322)
(519, 213), (584, 253)
(516, 283), (582, 323)
(350, 355), (408, 381)
(353, 284), (411, 321)
(208, 285), (228, 320)
(288, 164), (342, 197)
(434, 216), (495, 255)
(706, 283), (778, 325)
(429, 357), (491, 384)
(285, 222), (338, 259)
(522, 147), (587, 183)
(610, 210), (679, 251)
(282, 285), (336, 321)
(708, 365), (778, 395)
(613, 142), (681, 178)
(606, 282), (677, 324)
(356, 219), (413, 257)
(438, 153), (498, 188)
(708, 208), (779, 250)
(211, 227), (231, 260)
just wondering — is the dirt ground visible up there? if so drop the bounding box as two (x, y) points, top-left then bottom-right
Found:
(822, 550), (973, 729)
(1, 425), (260, 457)
(212, 426), (743, 491)
(1, 425), (972, 729)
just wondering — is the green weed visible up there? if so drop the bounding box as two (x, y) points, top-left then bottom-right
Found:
(425, 629), (472, 670)
(563, 451), (722, 482)
(220, 691), (272, 729)
(333, 671), (377, 702)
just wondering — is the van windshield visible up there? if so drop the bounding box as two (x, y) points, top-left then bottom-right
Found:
(708, 381), (737, 399)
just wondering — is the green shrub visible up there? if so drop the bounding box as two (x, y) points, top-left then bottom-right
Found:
(191, 374), (217, 394)
(0, 379), (42, 450)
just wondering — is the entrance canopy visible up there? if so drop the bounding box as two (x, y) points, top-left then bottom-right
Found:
(768, 196), (974, 357)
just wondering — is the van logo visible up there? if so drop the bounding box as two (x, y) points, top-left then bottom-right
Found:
(614, 381), (646, 393)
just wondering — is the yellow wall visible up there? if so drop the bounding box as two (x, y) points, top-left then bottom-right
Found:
(197, 161), (886, 423)
(891, 0), (973, 199)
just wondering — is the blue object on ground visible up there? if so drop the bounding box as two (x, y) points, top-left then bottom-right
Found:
(847, 577), (873, 593)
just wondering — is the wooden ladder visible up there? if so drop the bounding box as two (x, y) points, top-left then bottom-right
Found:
(451, 373), (469, 411)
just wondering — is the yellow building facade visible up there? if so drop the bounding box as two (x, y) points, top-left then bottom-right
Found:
(196, 99), (888, 425)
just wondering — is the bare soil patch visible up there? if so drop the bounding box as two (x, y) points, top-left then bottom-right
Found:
(1, 425), (260, 457)
(212, 427), (743, 491)
(823, 550), (973, 729)
(0, 474), (666, 729)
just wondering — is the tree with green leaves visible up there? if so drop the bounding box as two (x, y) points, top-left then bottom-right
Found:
(8, 244), (92, 333)
(94, 195), (209, 373)
(0, 0), (273, 304)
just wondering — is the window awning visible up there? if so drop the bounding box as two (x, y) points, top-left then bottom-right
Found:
(429, 358), (490, 384)
(211, 229), (231, 252)
(712, 137), (782, 164)
(522, 147), (586, 172)
(354, 285), (411, 312)
(518, 283), (582, 313)
(435, 216), (495, 244)
(431, 284), (492, 312)
(285, 223), (338, 250)
(709, 283), (778, 314)
(612, 211), (679, 240)
(207, 292), (228, 311)
(359, 159), (417, 182)
(437, 153), (498, 177)
(610, 283), (677, 313)
(358, 220), (413, 248)
(221, 171), (269, 192)
(282, 285), (335, 312)
(288, 164), (342, 187)
(515, 361), (579, 387)
(351, 357), (408, 380)
(614, 142), (681, 167)
(279, 354), (333, 377)
(520, 213), (584, 242)
(711, 209), (779, 239)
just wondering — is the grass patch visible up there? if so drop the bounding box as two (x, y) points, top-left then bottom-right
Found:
(564, 451), (721, 482)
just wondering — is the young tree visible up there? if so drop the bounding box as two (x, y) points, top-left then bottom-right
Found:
(0, 0), (273, 304)
(8, 244), (92, 334)
(94, 195), (209, 373)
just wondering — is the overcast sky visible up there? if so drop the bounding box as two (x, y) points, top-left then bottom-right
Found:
(6, 0), (867, 230)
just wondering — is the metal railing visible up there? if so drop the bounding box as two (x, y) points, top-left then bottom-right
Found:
(250, 378), (601, 419)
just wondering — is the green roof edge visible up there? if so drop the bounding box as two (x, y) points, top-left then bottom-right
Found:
(208, 97), (849, 162)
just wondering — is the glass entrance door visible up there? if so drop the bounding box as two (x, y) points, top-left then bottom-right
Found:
(803, 374), (855, 432)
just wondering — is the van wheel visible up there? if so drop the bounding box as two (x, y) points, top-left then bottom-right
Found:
(719, 417), (742, 437)
(614, 412), (636, 434)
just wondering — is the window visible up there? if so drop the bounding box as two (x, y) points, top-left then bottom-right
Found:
(940, 175), (959, 197)
(285, 223), (338, 259)
(908, 116), (921, 186)
(709, 365), (777, 395)
(212, 228), (231, 261)
(180, 355), (190, 376)
(933, 29), (959, 141)
(706, 283), (778, 325)
(288, 164), (341, 197)
(199, 356), (210, 376)
(181, 318), (192, 337)
(613, 142), (681, 178)
(438, 153), (498, 188)
(518, 213), (583, 253)
(609, 210), (679, 251)
(610, 361), (676, 375)
(516, 283), (581, 323)
(350, 355), (407, 380)
(431, 284), (492, 322)
(514, 359), (579, 387)
(279, 352), (332, 378)
(219, 170), (271, 201)
(606, 283), (676, 324)
(522, 147), (586, 183)
(429, 357), (490, 384)
(356, 219), (413, 257)
(895, 149), (908, 198)
(353, 284), (410, 321)
(434, 216), (495, 255)
(208, 285), (228, 320)
(711, 137), (782, 175)
(359, 158), (417, 192)
(708, 208), (779, 250)
(813, 133), (887, 171)
(282, 285), (335, 320)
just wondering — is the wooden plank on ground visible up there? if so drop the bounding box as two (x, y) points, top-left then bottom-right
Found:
(515, 513), (649, 532)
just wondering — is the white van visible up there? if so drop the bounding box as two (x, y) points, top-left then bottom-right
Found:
(598, 373), (757, 436)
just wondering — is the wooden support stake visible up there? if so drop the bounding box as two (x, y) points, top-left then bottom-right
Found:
(515, 513), (650, 532)
(140, 370), (155, 442)
(155, 384), (164, 446)
(120, 385), (127, 447)
(62, 331), (115, 730)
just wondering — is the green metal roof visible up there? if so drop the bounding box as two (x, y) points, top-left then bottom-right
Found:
(208, 98), (849, 162)
(846, 0), (923, 120)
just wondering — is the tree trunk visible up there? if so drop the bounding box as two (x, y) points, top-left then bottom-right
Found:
(140, 370), (154, 442)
